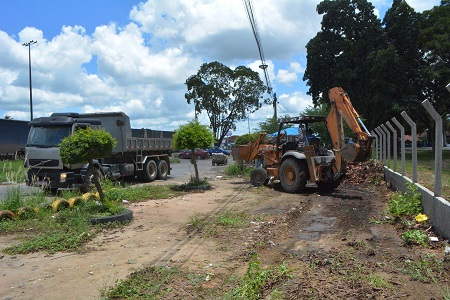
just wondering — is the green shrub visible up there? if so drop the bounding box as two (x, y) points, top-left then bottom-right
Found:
(225, 162), (254, 177)
(386, 183), (422, 218)
(401, 229), (429, 246)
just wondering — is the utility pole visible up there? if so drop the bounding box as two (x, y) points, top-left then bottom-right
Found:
(23, 40), (37, 121)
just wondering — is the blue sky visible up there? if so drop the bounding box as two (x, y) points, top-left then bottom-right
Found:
(0, 0), (441, 135)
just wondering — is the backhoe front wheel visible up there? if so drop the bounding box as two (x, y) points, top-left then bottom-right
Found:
(279, 158), (307, 193)
(250, 168), (267, 187)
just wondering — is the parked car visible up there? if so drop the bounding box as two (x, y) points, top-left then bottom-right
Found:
(178, 148), (210, 159)
(206, 146), (230, 156)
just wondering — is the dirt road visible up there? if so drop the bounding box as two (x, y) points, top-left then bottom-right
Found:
(1, 165), (449, 299)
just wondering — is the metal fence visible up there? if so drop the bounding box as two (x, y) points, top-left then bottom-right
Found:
(372, 99), (449, 240)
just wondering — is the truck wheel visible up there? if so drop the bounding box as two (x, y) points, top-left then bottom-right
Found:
(156, 160), (169, 180)
(80, 167), (104, 193)
(279, 158), (307, 193)
(250, 168), (267, 187)
(142, 159), (157, 182)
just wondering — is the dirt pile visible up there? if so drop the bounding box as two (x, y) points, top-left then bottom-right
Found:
(344, 160), (385, 185)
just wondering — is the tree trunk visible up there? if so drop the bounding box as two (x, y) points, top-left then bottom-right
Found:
(88, 159), (104, 201)
(190, 149), (200, 182)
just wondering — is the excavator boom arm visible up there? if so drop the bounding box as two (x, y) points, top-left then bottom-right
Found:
(326, 87), (374, 163)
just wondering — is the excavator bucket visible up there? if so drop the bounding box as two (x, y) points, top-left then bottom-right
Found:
(338, 137), (374, 163)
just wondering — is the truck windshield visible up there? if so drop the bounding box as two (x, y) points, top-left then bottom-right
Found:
(27, 126), (72, 147)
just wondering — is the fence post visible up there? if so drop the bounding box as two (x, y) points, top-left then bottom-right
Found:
(392, 117), (405, 176)
(381, 124), (391, 169)
(422, 100), (442, 197)
(375, 127), (384, 164)
(386, 121), (397, 172)
(401, 111), (417, 183)
(371, 131), (378, 161)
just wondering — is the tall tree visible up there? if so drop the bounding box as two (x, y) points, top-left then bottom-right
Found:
(185, 61), (266, 146)
(417, 0), (450, 146)
(258, 115), (292, 134)
(364, 0), (422, 129)
(303, 0), (386, 129)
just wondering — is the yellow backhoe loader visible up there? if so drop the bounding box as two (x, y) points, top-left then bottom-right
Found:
(237, 87), (374, 192)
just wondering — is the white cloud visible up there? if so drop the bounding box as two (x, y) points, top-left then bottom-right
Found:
(0, 0), (442, 133)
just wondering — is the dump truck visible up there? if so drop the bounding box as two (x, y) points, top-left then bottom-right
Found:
(0, 119), (30, 160)
(237, 87), (374, 192)
(25, 112), (173, 192)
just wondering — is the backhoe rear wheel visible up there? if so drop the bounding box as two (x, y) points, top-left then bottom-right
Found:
(279, 158), (307, 193)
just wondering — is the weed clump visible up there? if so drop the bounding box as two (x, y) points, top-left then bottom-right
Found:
(386, 183), (422, 219)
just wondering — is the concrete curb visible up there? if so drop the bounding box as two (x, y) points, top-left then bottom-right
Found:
(384, 167), (450, 240)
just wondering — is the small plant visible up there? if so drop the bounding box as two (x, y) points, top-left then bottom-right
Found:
(366, 273), (390, 288)
(225, 162), (254, 177)
(440, 286), (450, 300)
(224, 253), (291, 300)
(0, 186), (24, 212)
(217, 210), (247, 227)
(401, 229), (429, 246)
(169, 157), (181, 164)
(386, 183), (422, 219)
(0, 160), (26, 183)
(187, 176), (209, 186)
(403, 254), (444, 283)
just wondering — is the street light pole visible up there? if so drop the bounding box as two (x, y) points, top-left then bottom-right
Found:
(23, 40), (37, 121)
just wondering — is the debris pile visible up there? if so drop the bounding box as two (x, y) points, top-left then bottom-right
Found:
(344, 160), (385, 185)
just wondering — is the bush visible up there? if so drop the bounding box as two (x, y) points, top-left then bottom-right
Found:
(386, 183), (422, 218)
(401, 229), (429, 246)
(225, 162), (254, 177)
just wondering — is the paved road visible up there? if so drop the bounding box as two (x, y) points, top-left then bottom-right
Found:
(0, 157), (232, 200)
(168, 156), (230, 183)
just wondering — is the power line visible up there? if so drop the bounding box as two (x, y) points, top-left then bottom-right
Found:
(243, 0), (278, 120)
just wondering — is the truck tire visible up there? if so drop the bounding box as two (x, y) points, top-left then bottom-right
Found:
(157, 160), (169, 180)
(142, 159), (157, 182)
(250, 168), (267, 187)
(279, 158), (307, 193)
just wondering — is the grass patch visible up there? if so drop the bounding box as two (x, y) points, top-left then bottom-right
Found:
(169, 157), (181, 164)
(187, 210), (249, 237)
(0, 181), (186, 254)
(403, 254), (446, 283)
(404, 150), (450, 199)
(224, 162), (254, 177)
(104, 265), (182, 299)
(385, 183), (422, 219)
(0, 160), (26, 183)
(400, 229), (430, 246)
(440, 286), (450, 300)
(366, 273), (390, 289)
(223, 253), (291, 300)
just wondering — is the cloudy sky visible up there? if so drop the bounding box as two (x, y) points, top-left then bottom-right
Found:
(0, 0), (440, 135)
